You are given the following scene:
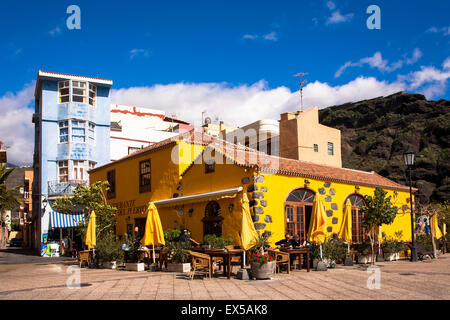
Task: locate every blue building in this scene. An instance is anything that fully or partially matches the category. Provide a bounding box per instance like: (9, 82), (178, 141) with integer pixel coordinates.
(32, 70), (113, 254)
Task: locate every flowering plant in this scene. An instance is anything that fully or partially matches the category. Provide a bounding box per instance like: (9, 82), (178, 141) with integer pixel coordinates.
(249, 252), (273, 265)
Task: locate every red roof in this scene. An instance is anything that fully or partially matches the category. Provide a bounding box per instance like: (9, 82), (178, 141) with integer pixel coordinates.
(182, 133), (415, 192)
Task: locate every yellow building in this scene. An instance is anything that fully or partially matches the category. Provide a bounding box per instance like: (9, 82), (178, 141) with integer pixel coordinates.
(89, 130), (416, 246)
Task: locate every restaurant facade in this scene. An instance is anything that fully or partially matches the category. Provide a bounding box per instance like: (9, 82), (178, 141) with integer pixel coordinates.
(89, 131), (415, 246)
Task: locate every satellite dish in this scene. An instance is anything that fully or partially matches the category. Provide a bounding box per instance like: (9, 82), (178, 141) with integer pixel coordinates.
(204, 117), (212, 125)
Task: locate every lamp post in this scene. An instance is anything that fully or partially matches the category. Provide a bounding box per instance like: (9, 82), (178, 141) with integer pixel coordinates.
(403, 149), (418, 262)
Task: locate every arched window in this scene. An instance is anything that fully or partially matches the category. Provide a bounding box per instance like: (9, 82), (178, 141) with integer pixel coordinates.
(202, 201), (223, 237)
(284, 188), (315, 243)
(345, 194), (366, 243)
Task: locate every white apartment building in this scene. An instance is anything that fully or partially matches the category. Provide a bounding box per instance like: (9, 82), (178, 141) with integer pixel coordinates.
(109, 104), (189, 161)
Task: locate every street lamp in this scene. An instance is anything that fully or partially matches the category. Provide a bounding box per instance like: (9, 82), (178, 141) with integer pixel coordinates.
(403, 149), (418, 262)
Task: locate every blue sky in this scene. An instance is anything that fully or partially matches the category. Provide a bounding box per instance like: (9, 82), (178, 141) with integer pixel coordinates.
(1, 0), (449, 164)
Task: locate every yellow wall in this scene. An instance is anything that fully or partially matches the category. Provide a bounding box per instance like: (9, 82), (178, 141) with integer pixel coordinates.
(89, 140), (204, 239)
(256, 172), (412, 246)
(90, 140), (414, 247)
(176, 155), (254, 244)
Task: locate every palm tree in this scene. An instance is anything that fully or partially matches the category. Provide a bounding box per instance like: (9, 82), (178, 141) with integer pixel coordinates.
(0, 165), (23, 248)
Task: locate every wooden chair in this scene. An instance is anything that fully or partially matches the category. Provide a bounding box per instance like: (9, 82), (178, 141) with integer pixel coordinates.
(78, 250), (91, 268)
(188, 250), (212, 280)
(267, 249), (290, 274)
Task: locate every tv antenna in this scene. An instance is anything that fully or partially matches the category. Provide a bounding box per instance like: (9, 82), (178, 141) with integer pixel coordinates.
(294, 73), (308, 112)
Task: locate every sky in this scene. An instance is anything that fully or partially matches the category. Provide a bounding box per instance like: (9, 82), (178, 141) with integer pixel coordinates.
(0, 0), (449, 165)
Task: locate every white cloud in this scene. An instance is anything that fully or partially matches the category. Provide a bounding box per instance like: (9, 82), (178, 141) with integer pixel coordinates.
(112, 58), (449, 128)
(426, 26), (450, 36)
(129, 49), (150, 60)
(242, 32), (278, 42)
(0, 83), (35, 166)
(442, 57), (450, 70)
(326, 11), (354, 25)
(263, 32), (278, 41)
(49, 26), (62, 37)
(4, 58), (448, 167)
(335, 49), (423, 77)
(111, 77), (409, 128)
(405, 48), (423, 65)
(326, 1), (336, 10)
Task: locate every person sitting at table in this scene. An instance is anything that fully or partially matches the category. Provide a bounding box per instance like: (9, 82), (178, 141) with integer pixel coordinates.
(300, 240), (311, 247)
(275, 233), (293, 248)
(291, 234), (301, 248)
(179, 229), (189, 243)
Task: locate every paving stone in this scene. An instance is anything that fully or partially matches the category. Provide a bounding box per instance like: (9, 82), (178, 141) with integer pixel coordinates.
(1, 248), (449, 300)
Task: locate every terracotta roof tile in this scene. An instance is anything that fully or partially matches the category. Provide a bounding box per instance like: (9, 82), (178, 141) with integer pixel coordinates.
(92, 129), (414, 192)
(184, 135), (415, 192)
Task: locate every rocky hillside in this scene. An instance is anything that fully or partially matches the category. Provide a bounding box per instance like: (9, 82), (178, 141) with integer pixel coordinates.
(319, 91), (450, 204)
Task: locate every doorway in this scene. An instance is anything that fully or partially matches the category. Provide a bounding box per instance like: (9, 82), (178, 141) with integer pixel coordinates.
(284, 188), (315, 243)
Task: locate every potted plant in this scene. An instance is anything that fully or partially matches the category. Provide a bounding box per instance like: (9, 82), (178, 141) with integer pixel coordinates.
(381, 238), (400, 261)
(203, 234), (233, 250)
(166, 242), (191, 273)
(96, 233), (123, 269)
(355, 241), (372, 264)
(163, 229), (192, 273)
(249, 252), (275, 280)
(125, 238), (145, 271)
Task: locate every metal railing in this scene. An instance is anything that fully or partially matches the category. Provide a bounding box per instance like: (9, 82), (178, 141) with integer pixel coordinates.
(47, 180), (88, 197)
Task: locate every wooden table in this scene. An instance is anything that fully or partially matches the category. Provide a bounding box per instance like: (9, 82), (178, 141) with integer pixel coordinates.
(192, 248), (244, 279)
(280, 247), (311, 272)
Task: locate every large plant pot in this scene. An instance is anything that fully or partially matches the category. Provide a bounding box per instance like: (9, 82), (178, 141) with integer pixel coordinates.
(167, 263), (191, 273)
(313, 258), (336, 268)
(357, 255), (371, 264)
(125, 262), (145, 272)
(384, 253), (397, 261)
(250, 261), (275, 280)
(102, 261), (117, 269)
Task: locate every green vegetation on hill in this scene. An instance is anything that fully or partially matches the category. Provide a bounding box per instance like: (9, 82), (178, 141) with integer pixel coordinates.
(319, 91), (450, 204)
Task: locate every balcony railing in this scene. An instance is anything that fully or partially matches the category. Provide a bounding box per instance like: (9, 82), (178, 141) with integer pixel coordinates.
(48, 180), (88, 197)
(23, 191), (30, 199)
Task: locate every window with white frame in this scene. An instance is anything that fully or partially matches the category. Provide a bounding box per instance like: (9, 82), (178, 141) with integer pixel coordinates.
(88, 122), (95, 145)
(58, 121), (69, 143)
(58, 80), (97, 105)
(71, 120), (85, 142)
(58, 81), (70, 103)
(89, 84), (96, 106)
(328, 142), (334, 156)
(58, 160), (68, 182)
(73, 160), (85, 181)
(72, 81), (86, 103)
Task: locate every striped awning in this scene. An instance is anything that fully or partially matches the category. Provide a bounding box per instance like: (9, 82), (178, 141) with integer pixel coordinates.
(50, 211), (85, 228)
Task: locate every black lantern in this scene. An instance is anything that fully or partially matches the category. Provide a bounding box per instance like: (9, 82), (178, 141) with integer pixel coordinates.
(403, 149), (415, 166)
(404, 149), (418, 262)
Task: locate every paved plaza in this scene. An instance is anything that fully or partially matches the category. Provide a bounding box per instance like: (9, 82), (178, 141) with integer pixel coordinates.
(0, 248), (449, 300)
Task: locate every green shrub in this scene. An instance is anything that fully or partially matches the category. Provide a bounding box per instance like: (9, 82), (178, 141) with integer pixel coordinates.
(203, 234), (233, 249)
(416, 234), (433, 251)
(96, 233), (123, 262)
(127, 238), (142, 263)
(168, 242), (191, 264)
(164, 229), (181, 242)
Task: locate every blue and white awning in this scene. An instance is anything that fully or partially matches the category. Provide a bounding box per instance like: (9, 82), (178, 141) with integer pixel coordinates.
(50, 211), (85, 228)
